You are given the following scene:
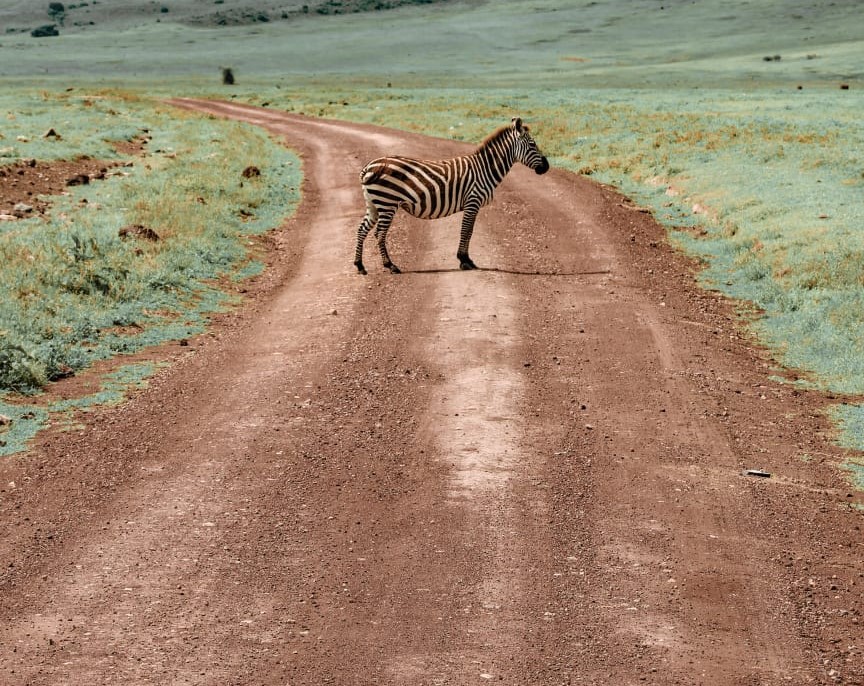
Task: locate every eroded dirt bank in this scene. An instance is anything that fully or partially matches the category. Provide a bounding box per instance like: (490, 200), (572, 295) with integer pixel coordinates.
(0, 101), (861, 685)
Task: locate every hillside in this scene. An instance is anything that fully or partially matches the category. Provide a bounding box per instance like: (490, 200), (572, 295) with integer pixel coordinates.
(0, 0), (860, 86)
(0, 0), (452, 34)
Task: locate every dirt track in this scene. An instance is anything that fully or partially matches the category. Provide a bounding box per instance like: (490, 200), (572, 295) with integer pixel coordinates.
(1, 101), (862, 685)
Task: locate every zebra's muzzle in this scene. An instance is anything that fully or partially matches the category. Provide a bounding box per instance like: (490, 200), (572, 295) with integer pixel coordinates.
(535, 157), (550, 175)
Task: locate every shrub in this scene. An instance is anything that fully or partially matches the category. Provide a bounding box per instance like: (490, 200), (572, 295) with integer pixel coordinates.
(30, 24), (59, 37)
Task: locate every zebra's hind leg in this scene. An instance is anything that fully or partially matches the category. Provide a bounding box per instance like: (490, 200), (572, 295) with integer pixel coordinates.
(354, 206), (377, 275)
(375, 210), (401, 274)
(459, 255), (478, 271)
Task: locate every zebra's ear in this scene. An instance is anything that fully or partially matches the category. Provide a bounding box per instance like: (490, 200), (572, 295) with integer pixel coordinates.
(511, 117), (523, 131)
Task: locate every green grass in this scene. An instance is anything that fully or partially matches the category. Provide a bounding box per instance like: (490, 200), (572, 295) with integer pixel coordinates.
(0, 90), (301, 396)
(0, 89), (301, 453)
(1, 0), (864, 485)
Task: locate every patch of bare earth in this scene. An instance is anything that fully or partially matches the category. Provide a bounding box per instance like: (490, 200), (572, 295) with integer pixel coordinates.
(0, 100), (861, 685)
(0, 135), (149, 219)
(0, 158), (117, 219)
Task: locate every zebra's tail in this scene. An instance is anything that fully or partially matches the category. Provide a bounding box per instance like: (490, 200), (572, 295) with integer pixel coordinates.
(360, 159), (391, 186)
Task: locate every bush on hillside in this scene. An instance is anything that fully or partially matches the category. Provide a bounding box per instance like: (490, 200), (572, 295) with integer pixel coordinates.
(315, 0), (440, 14)
(31, 24), (59, 37)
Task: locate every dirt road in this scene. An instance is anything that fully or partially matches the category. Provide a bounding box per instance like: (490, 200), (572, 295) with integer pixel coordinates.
(1, 101), (861, 685)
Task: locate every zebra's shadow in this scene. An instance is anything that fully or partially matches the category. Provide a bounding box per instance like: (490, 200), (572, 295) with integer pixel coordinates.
(401, 267), (612, 277)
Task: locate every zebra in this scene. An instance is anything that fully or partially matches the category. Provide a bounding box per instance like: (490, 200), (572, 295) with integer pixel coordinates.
(353, 117), (549, 274)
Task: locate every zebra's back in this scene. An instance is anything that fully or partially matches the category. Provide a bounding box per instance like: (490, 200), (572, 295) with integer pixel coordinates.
(361, 155), (475, 220)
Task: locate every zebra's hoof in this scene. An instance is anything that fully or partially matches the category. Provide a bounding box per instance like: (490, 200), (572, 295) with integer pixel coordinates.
(459, 260), (477, 271)
(355, 262), (367, 275)
(387, 264), (402, 274)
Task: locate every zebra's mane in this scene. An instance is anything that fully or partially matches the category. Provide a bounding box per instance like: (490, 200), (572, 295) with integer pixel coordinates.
(477, 123), (517, 151)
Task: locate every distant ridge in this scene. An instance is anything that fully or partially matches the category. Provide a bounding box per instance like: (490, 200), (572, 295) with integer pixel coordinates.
(0, 0), (455, 34)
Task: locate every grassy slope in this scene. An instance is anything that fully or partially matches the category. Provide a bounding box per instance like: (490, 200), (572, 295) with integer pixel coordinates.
(0, 0), (862, 482)
(0, 90), (301, 454)
(1, 89), (301, 390)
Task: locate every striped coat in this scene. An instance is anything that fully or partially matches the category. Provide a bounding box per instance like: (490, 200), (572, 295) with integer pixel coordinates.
(354, 117), (549, 274)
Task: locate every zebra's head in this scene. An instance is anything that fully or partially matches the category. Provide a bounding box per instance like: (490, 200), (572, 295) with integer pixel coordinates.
(511, 117), (549, 175)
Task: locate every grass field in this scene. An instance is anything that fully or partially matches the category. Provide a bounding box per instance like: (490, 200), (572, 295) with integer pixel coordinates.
(1, 0), (863, 481)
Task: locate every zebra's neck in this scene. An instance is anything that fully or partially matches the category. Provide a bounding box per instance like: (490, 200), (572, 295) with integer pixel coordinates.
(471, 132), (516, 186)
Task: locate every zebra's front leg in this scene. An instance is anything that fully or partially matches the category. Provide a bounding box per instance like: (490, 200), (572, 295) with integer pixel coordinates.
(457, 203), (480, 270)
(375, 210), (401, 274)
